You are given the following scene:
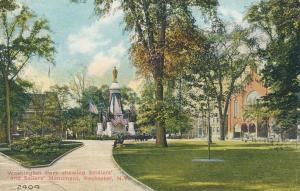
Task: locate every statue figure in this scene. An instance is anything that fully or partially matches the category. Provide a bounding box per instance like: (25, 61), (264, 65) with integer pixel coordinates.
(129, 103), (137, 122)
(112, 66), (118, 82)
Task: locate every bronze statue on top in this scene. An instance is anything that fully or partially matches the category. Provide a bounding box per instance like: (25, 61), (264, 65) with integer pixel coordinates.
(112, 66), (118, 82)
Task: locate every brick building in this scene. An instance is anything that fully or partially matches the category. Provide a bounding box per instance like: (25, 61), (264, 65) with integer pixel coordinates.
(227, 70), (267, 139)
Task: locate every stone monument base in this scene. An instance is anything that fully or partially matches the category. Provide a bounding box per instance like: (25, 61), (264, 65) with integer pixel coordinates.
(128, 122), (135, 135)
(106, 122), (112, 136)
(96, 123), (103, 135)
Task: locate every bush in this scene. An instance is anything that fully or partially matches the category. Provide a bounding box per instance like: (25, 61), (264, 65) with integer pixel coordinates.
(83, 135), (116, 140)
(10, 135), (62, 156)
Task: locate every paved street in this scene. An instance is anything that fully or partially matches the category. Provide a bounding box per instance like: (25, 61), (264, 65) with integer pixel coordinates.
(0, 140), (147, 191)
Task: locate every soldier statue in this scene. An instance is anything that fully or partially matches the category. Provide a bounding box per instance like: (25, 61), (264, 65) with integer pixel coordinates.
(112, 66), (118, 82)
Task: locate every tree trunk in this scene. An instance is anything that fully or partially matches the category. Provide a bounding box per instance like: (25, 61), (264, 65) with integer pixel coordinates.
(154, 61), (167, 147)
(220, 101), (230, 140)
(219, 80), (235, 141)
(4, 72), (11, 144)
(217, 97), (226, 141)
(219, 116), (225, 140)
(153, 0), (167, 147)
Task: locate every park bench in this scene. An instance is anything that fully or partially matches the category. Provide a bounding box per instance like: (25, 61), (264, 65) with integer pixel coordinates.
(113, 134), (125, 148)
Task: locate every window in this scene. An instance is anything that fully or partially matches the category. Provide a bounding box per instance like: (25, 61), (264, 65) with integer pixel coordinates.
(234, 100), (238, 117)
(246, 91), (261, 105)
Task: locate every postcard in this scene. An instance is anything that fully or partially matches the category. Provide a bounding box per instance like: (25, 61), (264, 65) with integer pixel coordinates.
(0, 0), (299, 191)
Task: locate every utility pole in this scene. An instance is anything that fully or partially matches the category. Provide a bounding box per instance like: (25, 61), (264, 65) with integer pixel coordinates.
(207, 96), (212, 160)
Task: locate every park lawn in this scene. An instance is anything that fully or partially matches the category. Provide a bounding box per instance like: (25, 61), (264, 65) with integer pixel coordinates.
(113, 141), (300, 191)
(1, 141), (83, 167)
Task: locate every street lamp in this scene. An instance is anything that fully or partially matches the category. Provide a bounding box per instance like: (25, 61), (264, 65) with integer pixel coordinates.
(256, 97), (263, 140)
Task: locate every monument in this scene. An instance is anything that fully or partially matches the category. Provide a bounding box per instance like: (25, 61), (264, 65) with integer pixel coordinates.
(97, 66), (136, 136)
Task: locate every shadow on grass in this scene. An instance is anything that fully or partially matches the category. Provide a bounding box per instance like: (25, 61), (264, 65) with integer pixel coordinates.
(114, 141), (300, 191)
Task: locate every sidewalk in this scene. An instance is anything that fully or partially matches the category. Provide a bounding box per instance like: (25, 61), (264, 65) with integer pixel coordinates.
(0, 140), (148, 191)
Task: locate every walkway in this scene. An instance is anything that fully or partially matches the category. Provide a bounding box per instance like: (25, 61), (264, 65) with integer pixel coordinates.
(0, 140), (147, 191)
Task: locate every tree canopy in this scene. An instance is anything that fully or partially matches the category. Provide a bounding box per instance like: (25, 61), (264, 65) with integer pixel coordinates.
(246, 0), (300, 133)
(0, 4), (55, 143)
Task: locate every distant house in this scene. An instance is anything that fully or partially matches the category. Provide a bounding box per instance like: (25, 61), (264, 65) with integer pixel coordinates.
(14, 92), (62, 137)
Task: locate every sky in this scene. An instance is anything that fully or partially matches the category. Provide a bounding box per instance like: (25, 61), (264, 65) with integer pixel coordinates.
(18, 0), (258, 92)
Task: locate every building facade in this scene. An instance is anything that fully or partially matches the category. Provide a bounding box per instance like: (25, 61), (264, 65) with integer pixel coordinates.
(191, 70), (268, 140)
(227, 70), (268, 139)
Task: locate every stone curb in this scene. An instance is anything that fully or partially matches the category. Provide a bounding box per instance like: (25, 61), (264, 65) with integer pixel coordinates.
(111, 150), (155, 191)
(0, 143), (84, 169)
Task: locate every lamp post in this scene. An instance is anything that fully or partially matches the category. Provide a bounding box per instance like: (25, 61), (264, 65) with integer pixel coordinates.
(256, 97), (262, 140)
(297, 122), (300, 149)
(207, 97), (212, 160)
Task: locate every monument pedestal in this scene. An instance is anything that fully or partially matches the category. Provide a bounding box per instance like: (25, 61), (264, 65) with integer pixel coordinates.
(106, 122), (112, 137)
(97, 123), (103, 135)
(128, 122), (135, 135)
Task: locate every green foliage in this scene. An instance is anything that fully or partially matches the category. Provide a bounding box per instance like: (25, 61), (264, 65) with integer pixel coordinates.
(50, 85), (71, 110)
(83, 135), (116, 140)
(246, 0), (300, 132)
(120, 87), (139, 109)
(18, 92), (61, 136)
(0, 0), (16, 11)
(0, 3), (55, 143)
(72, 115), (93, 135)
(185, 20), (256, 140)
(243, 102), (273, 122)
(162, 98), (192, 134)
(0, 79), (32, 123)
(136, 82), (156, 128)
(81, 85), (109, 110)
(0, 79), (32, 141)
(137, 81), (192, 134)
(10, 135), (62, 156)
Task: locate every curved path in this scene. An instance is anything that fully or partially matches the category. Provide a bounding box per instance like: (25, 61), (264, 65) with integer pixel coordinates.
(0, 140), (147, 191)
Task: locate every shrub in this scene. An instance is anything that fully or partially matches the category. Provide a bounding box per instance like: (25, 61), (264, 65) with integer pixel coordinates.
(83, 135), (116, 140)
(10, 135), (62, 156)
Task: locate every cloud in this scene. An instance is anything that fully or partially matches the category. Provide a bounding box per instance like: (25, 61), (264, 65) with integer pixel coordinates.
(128, 78), (143, 94)
(67, 23), (111, 54)
(219, 7), (243, 23)
(108, 42), (126, 57)
(21, 65), (55, 91)
(87, 53), (118, 76)
(219, 7), (249, 27)
(67, 6), (123, 54)
(87, 42), (126, 77)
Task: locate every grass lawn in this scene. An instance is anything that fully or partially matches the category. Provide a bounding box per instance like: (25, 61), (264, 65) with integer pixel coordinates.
(1, 141), (83, 167)
(113, 140), (300, 191)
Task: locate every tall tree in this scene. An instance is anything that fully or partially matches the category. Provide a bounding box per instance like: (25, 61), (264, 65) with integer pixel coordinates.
(186, 20), (256, 140)
(69, 71), (87, 105)
(136, 81), (156, 130)
(185, 76), (216, 143)
(246, 0), (300, 137)
(50, 85), (71, 137)
(0, 5), (55, 143)
(120, 87), (139, 110)
(0, 79), (32, 141)
(91, 0), (217, 147)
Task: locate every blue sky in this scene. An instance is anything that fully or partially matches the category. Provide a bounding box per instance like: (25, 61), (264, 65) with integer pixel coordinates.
(19, 0), (258, 91)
